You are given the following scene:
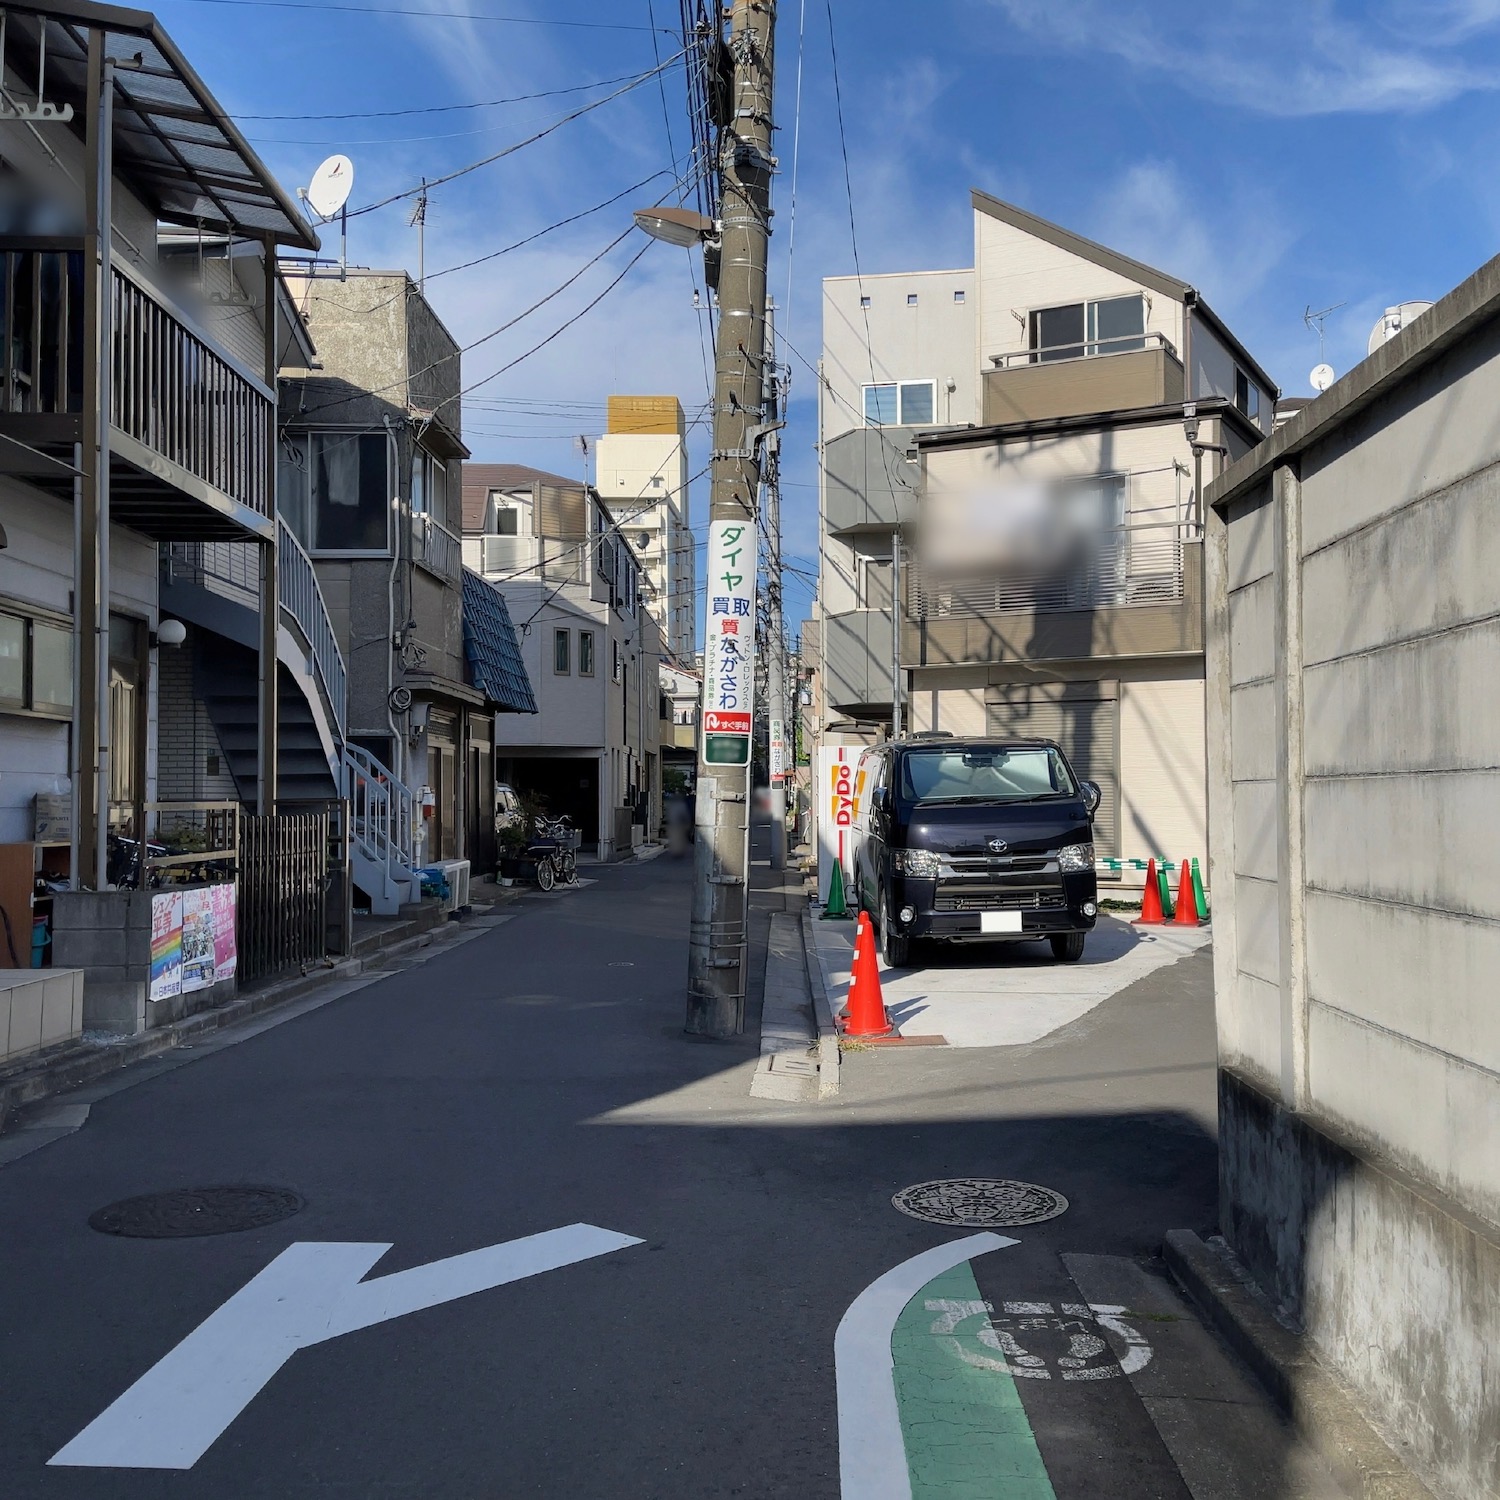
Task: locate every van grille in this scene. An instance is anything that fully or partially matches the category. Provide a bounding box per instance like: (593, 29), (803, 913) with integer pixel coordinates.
(934, 890), (1067, 913)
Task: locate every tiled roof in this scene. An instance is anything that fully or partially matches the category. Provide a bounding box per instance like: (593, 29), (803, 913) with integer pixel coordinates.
(461, 462), (582, 532)
(461, 568), (537, 714)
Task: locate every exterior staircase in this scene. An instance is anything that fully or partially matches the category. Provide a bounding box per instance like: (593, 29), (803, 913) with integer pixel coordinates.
(162, 522), (424, 915)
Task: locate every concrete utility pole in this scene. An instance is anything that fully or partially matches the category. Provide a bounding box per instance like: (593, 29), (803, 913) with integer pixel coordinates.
(686, 0), (776, 1038)
(764, 298), (787, 871)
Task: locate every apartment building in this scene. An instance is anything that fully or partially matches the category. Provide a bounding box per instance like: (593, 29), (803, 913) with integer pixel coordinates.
(462, 464), (661, 859)
(809, 190), (1276, 871)
(595, 395), (696, 661)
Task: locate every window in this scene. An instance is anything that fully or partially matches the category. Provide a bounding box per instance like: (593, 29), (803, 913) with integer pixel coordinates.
(280, 432), (391, 553)
(579, 630), (595, 676)
(0, 608), (73, 717)
(410, 448), (445, 517)
(554, 628), (570, 675)
(612, 637), (621, 683)
(859, 294), (871, 309)
(906, 293), (918, 307)
(493, 505), (519, 536)
(1234, 367), (1260, 421)
(862, 380), (936, 426)
(953, 289), (966, 304)
(1030, 294), (1145, 363)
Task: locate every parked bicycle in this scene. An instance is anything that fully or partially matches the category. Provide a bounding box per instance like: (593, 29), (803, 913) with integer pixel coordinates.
(533, 815), (578, 886)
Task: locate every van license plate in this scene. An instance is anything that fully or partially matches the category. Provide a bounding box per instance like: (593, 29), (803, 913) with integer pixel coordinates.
(980, 911), (1023, 934)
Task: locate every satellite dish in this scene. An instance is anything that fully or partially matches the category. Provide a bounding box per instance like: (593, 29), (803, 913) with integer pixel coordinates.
(1310, 363), (1335, 394)
(1367, 301), (1434, 356)
(305, 154), (355, 220)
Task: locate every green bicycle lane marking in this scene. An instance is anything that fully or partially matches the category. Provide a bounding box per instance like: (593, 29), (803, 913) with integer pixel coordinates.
(892, 1260), (1056, 1499)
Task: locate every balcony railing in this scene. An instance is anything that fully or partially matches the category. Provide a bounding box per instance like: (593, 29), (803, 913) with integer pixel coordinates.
(412, 511), (462, 581)
(0, 239), (273, 530)
(989, 330), (1179, 369)
(111, 256), (273, 521)
(908, 521), (1194, 620)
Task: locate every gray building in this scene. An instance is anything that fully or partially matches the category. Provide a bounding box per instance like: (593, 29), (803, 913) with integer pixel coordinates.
(1206, 261), (1500, 1500)
(278, 268), (494, 886)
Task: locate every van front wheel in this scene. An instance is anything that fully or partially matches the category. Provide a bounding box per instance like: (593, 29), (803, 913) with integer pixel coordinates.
(1050, 932), (1086, 963)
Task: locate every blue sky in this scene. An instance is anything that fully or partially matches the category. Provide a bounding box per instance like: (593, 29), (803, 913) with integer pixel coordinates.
(158, 0), (1500, 638)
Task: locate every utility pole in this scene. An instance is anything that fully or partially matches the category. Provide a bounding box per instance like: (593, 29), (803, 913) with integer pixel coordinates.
(764, 298), (787, 871)
(686, 0), (776, 1037)
(890, 528), (902, 740)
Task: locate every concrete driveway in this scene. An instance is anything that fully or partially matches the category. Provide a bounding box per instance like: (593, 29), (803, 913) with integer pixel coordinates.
(809, 912), (1211, 1048)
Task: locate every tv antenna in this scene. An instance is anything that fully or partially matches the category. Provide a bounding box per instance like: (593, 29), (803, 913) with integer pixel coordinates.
(575, 433), (591, 488)
(1303, 301), (1344, 362)
(409, 179), (428, 294)
(300, 154), (355, 280)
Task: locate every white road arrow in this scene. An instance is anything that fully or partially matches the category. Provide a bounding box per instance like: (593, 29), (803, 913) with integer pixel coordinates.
(51, 1222), (642, 1470)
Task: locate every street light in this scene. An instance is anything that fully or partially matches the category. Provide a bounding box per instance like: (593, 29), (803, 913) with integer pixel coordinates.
(632, 206), (718, 248)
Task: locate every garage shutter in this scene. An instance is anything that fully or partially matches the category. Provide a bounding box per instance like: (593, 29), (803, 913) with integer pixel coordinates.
(985, 682), (1119, 855)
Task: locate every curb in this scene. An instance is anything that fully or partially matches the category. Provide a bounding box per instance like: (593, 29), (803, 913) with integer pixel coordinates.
(1163, 1230), (1433, 1500)
(800, 908), (840, 1098)
(0, 918), (475, 1134)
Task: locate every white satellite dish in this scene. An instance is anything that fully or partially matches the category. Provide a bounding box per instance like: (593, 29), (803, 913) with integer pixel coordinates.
(1367, 301), (1434, 356)
(305, 154), (355, 221)
(1310, 363), (1335, 394)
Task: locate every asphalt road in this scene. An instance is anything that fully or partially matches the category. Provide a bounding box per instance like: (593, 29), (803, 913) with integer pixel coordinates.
(0, 854), (1343, 1497)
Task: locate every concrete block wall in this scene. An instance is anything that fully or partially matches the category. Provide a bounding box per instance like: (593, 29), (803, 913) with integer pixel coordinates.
(155, 628), (239, 804)
(1205, 272), (1500, 1499)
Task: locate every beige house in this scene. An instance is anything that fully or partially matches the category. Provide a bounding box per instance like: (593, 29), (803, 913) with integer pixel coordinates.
(595, 396), (696, 662)
(809, 189), (1276, 872)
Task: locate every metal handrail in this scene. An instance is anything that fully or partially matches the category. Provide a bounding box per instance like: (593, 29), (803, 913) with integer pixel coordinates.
(278, 519), (348, 738)
(413, 510), (462, 580)
(341, 743), (417, 886)
(990, 330), (1179, 370)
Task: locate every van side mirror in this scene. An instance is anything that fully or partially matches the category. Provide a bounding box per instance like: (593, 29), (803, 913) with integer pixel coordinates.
(1081, 781), (1101, 817)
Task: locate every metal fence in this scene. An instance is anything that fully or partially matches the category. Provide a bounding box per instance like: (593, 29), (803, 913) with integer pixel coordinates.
(238, 808), (329, 983)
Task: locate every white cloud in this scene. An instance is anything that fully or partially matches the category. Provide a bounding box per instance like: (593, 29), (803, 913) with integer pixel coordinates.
(991, 0), (1500, 116)
(1094, 160), (1298, 307)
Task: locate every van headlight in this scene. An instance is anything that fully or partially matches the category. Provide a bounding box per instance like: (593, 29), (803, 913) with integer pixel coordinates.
(893, 848), (940, 878)
(1057, 842), (1095, 872)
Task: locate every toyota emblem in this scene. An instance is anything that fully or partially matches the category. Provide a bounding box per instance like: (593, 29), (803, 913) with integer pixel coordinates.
(987, 837), (1008, 854)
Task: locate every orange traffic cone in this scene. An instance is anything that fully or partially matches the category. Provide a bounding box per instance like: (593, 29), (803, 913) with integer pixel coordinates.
(1172, 860), (1202, 926)
(1136, 858), (1167, 925)
(843, 910), (895, 1038)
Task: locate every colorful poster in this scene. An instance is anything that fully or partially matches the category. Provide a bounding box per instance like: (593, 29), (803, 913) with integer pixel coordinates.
(180, 888), (217, 993)
(149, 891), (183, 1002)
(702, 519), (757, 766)
(210, 882), (237, 981)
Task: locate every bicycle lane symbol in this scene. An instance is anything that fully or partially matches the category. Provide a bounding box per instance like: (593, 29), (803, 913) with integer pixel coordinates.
(925, 1299), (1153, 1381)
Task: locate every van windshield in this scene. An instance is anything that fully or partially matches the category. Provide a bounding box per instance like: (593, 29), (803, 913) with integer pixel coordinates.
(899, 745), (1077, 805)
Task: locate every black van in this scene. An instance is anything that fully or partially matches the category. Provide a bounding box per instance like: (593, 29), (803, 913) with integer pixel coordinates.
(854, 736), (1101, 967)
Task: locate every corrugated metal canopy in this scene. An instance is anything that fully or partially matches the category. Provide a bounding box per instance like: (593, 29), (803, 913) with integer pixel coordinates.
(461, 568), (538, 715)
(6, 1), (319, 250)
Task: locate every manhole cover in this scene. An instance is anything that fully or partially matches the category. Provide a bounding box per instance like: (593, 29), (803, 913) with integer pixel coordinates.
(89, 1186), (306, 1239)
(892, 1178), (1068, 1227)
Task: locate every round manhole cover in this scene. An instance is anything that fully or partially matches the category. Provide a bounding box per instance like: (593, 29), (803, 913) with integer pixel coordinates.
(89, 1186), (306, 1239)
(892, 1178), (1068, 1227)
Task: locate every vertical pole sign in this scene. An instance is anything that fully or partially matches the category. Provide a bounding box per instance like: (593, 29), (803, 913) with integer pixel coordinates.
(702, 519), (757, 766)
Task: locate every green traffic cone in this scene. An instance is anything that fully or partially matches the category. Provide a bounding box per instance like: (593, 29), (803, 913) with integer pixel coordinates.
(1158, 863), (1175, 920)
(821, 858), (851, 920)
(1191, 857), (1210, 921)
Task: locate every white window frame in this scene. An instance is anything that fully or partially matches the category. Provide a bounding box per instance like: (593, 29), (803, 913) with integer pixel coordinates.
(1029, 293), (1146, 364)
(861, 379), (937, 427)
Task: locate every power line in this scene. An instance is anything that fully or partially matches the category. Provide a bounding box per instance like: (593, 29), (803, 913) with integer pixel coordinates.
(175, 0), (676, 29)
(344, 50), (688, 220)
(237, 71), (648, 121)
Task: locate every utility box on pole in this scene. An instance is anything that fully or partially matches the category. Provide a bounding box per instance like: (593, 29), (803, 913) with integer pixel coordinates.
(685, 0), (777, 1037)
